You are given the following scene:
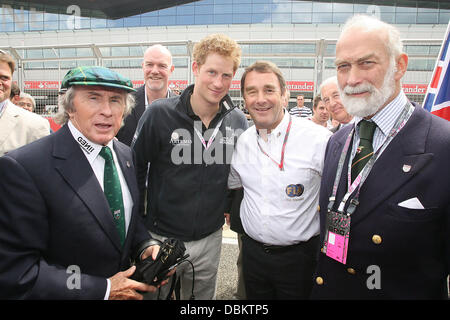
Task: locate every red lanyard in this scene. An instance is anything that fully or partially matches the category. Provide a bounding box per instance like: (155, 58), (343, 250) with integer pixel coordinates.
(256, 114), (292, 171)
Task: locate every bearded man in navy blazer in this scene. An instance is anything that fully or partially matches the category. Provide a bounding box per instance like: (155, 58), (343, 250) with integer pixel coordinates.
(0, 66), (167, 300)
(311, 15), (450, 299)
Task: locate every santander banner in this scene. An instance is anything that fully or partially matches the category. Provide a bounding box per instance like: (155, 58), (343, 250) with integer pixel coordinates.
(23, 81), (428, 95)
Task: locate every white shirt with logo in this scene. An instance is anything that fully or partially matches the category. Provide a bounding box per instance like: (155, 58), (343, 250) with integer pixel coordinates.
(228, 110), (331, 246)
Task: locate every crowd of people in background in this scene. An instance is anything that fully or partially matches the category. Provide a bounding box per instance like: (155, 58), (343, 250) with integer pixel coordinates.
(0, 14), (448, 301)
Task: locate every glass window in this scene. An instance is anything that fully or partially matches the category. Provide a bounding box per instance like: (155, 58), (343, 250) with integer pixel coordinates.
(405, 45), (430, 55)
(252, 3), (271, 13)
(159, 15), (176, 25)
(141, 16), (158, 26)
(325, 44), (336, 56)
(91, 18), (107, 29)
(378, 5), (396, 13)
(292, 1), (312, 13)
(292, 13), (311, 23)
(129, 46), (144, 57)
(43, 61), (59, 68)
(43, 49), (58, 58)
(417, 12), (438, 23)
(173, 57), (188, 67)
(429, 46), (441, 56)
(25, 61), (44, 69)
(60, 60), (78, 69)
(439, 11), (450, 24)
(196, 5), (214, 15)
(107, 19), (124, 28)
(251, 13), (267, 23)
(79, 17), (91, 29)
(292, 43), (316, 54)
(313, 2), (332, 12)
(291, 58), (315, 68)
(158, 7), (177, 16)
(177, 15), (195, 25)
(324, 58), (335, 69)
(249, 44), (271, 54)
(272, 13), (291, 24)
(167, 45), (187, 55)
(25, 49), (44, 59)
(407, 59), (434, 71)
(333, 12), (352, 24)
(124, 17), (141, 27)
(395, 13), (416, 24)
(45, 21), (59, 31)
(354, 4), (369, 13)
(312, 13), (332, 24)
(273, 58), (291, 67)
(232, 14), (251, 24)
(333, 3), (353, 13)
(177, 5), (195, 15)
(271, 3), (292, 13)
(195, 14), (214, 25)
(240, 44), (250, 54)
(214, 4), (233, 14)
(233, 4), (251, 14)
(111, 47), (129, 57)
(379, 12), (395, 24)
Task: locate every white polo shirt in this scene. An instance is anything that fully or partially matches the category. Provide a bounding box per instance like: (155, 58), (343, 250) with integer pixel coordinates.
(228, 110), (331, 246)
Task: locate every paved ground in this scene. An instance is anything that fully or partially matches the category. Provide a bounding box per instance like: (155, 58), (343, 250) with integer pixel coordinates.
(216, 224), (239, 300)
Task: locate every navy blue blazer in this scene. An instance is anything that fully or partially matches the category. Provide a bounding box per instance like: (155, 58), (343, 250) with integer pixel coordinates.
(0, 125), (151, 299)
(311, 105), (450, 299)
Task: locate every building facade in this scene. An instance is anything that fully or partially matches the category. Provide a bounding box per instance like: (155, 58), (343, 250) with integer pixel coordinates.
(0, 0), (448, 113)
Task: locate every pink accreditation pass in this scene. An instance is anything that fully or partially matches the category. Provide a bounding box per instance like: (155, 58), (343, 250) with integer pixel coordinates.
(323, 211), (351, 264)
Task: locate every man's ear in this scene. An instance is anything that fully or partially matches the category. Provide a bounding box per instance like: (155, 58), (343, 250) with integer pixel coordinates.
(394, 53), (408, 81)
(192, 61), (199, 77)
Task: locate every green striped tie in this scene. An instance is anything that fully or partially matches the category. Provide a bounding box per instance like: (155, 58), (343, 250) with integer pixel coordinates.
(351, 120), (377, 183)
(99, 146), (126, 246)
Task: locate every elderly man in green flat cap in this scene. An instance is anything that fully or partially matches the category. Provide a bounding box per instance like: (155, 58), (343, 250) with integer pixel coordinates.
(0, 66), (169, 300)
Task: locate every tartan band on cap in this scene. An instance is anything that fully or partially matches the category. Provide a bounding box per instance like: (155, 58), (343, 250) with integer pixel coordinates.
(60, 66), (136, 93)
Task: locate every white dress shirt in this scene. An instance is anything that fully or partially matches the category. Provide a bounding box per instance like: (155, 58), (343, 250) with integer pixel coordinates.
(68, 120), (133, 299)
(228, 110), (332, 246)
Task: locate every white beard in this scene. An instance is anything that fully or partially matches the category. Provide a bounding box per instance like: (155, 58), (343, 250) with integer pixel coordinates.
(340, 62), (396, 118)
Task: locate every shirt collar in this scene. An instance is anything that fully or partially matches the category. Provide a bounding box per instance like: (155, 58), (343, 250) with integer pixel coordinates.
(0, 99), (8, 117)
(144, 87), (171, 108)
(68, 120), (114, 165)
(353, 91), (408, 137)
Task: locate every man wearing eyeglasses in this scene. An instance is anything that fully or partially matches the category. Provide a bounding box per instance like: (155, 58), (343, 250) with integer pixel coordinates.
(0, 50), (50, 156)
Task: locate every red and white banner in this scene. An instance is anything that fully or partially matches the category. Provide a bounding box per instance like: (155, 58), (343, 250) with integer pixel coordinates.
(23, 80), (431, 95)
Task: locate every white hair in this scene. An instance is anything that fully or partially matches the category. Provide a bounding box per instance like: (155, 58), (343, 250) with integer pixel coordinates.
(340, 14), (403, 59)
(19, 92), (36, 109)
(319, 76), (338, 99)
(54, 86), (135, 126)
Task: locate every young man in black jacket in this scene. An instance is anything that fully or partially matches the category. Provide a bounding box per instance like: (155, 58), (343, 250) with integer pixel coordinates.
(132, 34), (248, 300)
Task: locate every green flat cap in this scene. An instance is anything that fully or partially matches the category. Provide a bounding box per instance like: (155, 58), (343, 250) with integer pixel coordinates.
(60, 66), (136, 92)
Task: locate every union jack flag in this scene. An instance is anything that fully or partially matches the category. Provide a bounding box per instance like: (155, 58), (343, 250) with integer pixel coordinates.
(423, 21), (450, 121)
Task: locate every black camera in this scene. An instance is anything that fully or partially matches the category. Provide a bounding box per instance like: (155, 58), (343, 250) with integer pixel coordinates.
(132, 238), (189, 286)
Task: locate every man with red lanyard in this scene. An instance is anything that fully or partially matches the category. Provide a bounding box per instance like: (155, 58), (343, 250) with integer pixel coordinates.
(228, 61), (331, 299)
